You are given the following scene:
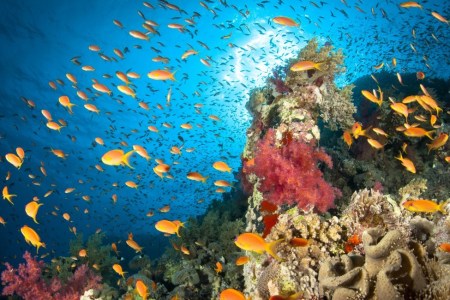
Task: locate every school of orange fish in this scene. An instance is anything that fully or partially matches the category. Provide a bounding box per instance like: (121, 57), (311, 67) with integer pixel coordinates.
(1, 0), (449, 299)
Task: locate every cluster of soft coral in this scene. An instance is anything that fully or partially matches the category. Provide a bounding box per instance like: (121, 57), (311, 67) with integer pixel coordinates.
(1, 251), (102, 300)
(269, 66), (292, 94)
(249, 129), (340, 212)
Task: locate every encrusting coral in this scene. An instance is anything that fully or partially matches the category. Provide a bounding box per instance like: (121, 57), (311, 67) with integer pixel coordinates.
(243, 207), (344, 299)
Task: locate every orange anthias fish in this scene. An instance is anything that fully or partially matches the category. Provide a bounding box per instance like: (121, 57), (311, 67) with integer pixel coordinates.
(361, 90), (382, 106)
(136, 280), (148, 300)
(290, 60), (323, 72)
(214, 180), (234, 188)
(219, 288), (247, 300)
(351, 122), (370, 139)
(272, 16), (299, 27)
(431, 11), (449, 24)
(213, 161), (232, 172)
(5, 153), (23, 169)
(58, 95), (76, 114)
(403, 126), (434, 139)
(187, 172), (208, 183)
(403, 199), (448, 214)
(214, 262), (223, 273)
(21, 225), (45, 253)
(101, 149), (135, 168)
(234, 232), (284, 261)
(126, 233), (143, 253)
(439, 243), (450, 253)
(399, 2), (422, 9)
(342, 130), (353, 148)
(395, 152), (416, 173)
(78, 249), (88, 257)
(367, 138), (384, 150)
(25, 201), (43, 223)
(112, 263), (127, 278)
(426, 133), (448, 152)
(2, 186), (16, 205)
(155, 220), (184, 237)
(390, 101), (409, 120)
(235, 256), (249, 266)
(147, 69), (176, 81)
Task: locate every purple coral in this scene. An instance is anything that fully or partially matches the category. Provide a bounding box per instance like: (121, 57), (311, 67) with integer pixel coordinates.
(269, 68), (292, 94)
(1, 251), (102, 300)
(249, 129), (340, 212)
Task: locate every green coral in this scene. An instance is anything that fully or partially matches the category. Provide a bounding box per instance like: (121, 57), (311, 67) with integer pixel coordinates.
(68, 232), (119, 282)
(155, 197), (246, 299)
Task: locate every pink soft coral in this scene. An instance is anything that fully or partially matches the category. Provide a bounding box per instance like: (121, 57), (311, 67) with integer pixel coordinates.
(250, 129), (340, 212)
(1, 252), (102, 300)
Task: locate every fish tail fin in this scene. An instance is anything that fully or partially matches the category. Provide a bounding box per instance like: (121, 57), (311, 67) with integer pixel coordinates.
(265, 238), (284, 261)
(426, 142), (433, 153)
(202, 176), (209, 183)
(36, 242), (45, 254)
(426, 130), (435, 140)
(395, 152), (403, 161)
(33, 217), (39, 224)
(171, 70), (178, 81)
(122, 150), (135, 169)
(315, 62), (323, 71)
(439, 201), (449, 214)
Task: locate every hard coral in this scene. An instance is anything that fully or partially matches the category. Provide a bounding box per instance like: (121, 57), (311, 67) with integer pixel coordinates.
(249, 129), (340, 212)
(319, 228), (427, 300)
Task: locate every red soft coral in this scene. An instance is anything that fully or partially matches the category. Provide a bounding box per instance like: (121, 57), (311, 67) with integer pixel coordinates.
(250, 129), (340, 212)
(1, 252), (102, 300)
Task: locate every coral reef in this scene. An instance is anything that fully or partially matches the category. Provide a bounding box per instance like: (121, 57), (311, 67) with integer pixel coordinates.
(153, 195), (246, 299)
(67, 232), (119, 283)
(237, 39), (450, 300)
(1, 252), (101, 300)
(243, 207), (344, 298)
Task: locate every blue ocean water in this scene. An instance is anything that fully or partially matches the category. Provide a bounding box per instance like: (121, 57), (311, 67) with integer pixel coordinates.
(0, 0), (448, 272)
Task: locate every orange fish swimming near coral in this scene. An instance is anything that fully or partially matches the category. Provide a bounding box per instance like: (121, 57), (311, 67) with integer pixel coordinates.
(403, 199), (448, 214)
(21, 225), (45, 253)
(219, 288), (247, 300)
(234, 232), (284, 261)
(395, 152), (416, 173)
(290, 60), (323, 72)
(155, 220), (184, 237)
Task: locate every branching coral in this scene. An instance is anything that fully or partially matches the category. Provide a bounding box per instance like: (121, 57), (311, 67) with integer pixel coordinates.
(249, 129), (340, 212)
